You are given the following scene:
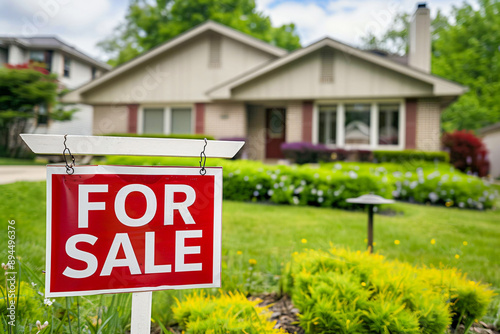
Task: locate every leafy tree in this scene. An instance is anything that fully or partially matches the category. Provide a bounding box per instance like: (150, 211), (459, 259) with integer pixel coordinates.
(0, 65), (74, 158)
(98, 0), (301, 67)
(433, 0), (500, 131)
(361, 0), (500, 131)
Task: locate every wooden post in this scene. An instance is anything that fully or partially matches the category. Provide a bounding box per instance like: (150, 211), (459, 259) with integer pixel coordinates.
(131, 291), (152, 333)
(367, 204), (374, 253)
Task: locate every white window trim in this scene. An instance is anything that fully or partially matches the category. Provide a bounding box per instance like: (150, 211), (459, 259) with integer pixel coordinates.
(313, 99), (406, 150)
(137, 105), (194, 135)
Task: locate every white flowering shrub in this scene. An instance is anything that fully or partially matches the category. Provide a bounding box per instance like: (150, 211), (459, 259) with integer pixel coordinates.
(222, 161), (391, 209)
(222, 160), (497, 210)
(104, 157), (497, 210)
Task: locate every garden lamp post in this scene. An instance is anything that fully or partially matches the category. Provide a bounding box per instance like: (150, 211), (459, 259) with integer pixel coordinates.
(346, 194), (395, 253)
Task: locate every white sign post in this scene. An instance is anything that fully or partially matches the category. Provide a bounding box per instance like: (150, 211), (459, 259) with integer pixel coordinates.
(131, 292), (152, 333)
(21, 134), (244, 333)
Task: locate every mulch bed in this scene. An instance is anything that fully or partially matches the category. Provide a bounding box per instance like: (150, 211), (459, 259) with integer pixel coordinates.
(250, 293), (304, 334)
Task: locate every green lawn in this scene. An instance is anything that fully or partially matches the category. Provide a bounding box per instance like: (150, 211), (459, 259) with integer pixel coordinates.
(0, 157), (47, 165)
(1, 181), (499, 325)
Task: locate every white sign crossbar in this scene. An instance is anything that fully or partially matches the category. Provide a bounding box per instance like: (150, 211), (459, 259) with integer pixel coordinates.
(20, 134), (244, 158)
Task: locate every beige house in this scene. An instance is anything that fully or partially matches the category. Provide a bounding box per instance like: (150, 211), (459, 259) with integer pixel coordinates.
(63, 4), (466, 160)
(479, 123), (500, 178)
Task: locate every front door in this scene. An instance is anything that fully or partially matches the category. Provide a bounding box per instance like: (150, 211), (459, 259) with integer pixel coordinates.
(265, 108), (286, 159)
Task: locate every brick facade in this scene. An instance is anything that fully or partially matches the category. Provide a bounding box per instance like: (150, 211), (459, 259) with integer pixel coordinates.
(415, 100), (441, 151)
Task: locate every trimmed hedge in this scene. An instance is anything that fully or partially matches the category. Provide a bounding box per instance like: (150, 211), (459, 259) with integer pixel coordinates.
(285, 248), (493, 334)
(281, 142), (372, 164)
(373, 150), (449, 163)
(222, 160), (391, 209)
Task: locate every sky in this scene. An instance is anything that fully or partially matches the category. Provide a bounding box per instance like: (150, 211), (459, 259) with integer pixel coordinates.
(0, 0), (470, 62)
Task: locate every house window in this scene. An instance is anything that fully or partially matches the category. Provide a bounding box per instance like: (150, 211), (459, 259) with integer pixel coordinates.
(316, 102), (403, 148)
(318, 105), (337, 144)
(91, 67), (97, 79)
(378, 104), (399, 145)
(345, 104), (370, 145)
(29, 50), (52, 72)
(171, 108), (192, 134)
(63, 56), (71, 77)
(141, 107), (192, 135)
(29, 51), (45, 62)
(143, 108), (164, 134)
(37, 103), (49, 125)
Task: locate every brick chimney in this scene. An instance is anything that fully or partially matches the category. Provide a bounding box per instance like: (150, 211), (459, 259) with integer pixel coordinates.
(408, 3), (431, 73)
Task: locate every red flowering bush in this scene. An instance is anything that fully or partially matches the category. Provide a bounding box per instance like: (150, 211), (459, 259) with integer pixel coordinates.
(442, 130), (489, 177)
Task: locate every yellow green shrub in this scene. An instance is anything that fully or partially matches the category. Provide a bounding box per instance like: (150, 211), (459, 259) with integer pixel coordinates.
(286, 248), (493, 333)
(0, 281), (45, 326)
(172, 291), (285, 334)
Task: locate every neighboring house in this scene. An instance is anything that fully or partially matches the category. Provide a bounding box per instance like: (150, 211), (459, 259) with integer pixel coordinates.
(0, 36), (111, 135)
(63, 4), (466, 160)
(479, 122), (500, 178)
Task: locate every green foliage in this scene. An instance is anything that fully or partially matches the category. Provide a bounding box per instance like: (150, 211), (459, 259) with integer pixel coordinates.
(373, 150), (449, 163)
(0, 281), (45, 331)
(172, 291), (285, 333)
(104, 132), (215, 140)
(286, 248), (494, 333)
(0, 260), (132, 334)
(361, 12), (411, 55)
(1, 181), (500, 326)
(360, 10), (449, 55)
(433, 0), (500, 131)
(98, 0), (301, 66)
(361, 1), (500, 131)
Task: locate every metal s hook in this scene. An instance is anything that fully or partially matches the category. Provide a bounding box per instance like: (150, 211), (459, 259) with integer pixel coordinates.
(63, 134), (75, 175)
(199, 138), (207, 176)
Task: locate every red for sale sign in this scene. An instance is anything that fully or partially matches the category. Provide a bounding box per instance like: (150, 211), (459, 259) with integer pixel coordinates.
(46, 165), (222, 297)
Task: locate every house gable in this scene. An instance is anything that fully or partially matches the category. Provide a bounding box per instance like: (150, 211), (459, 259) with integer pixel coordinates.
(208, 38), (466, 101)
(229, 47), (433, 101)
(64, 21), (285, 104)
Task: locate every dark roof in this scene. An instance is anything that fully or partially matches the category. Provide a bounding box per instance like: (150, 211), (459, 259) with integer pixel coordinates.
(366, 49), (408, 65)
(0, 36), (111, 71)
(479, 122), (500, 136)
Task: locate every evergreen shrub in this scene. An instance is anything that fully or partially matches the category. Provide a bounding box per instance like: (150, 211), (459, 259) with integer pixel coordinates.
(172, 291), (285, 333)
(285, 248), (494, 334)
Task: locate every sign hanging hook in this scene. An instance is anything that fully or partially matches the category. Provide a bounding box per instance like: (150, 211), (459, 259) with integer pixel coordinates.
(63, 134), (75, 175)
(199, 138), (207, 176)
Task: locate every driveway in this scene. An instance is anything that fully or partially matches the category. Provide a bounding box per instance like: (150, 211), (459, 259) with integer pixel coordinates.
(0, 165), (46, 184)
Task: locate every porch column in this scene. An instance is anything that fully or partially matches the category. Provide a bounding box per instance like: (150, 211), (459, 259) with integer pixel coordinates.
(405, 99), (417, 149)
(302, 101), (313, 143)
(195, 103), (205, 134)
(127, 104), (139, 134)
